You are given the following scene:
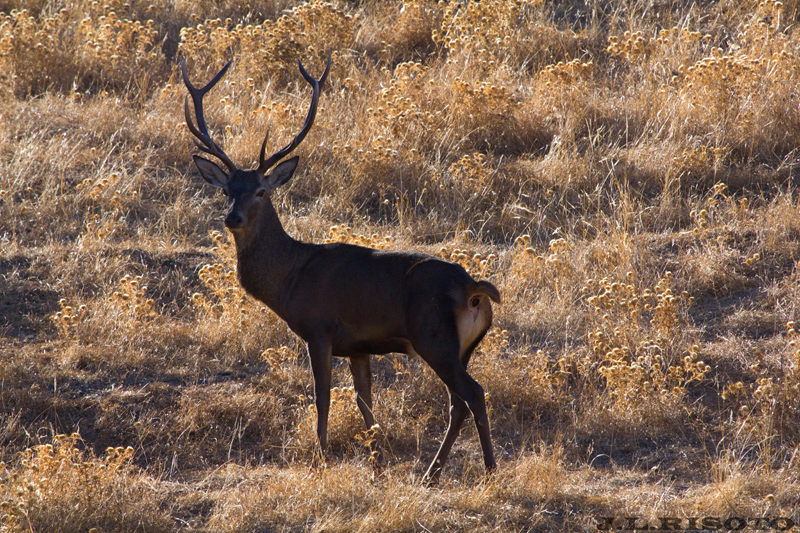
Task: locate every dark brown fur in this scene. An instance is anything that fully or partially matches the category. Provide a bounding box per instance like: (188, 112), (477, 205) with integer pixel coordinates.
(184, 56), (500, 484)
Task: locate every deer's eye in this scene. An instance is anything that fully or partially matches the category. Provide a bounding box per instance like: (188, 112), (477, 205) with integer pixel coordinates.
(255, 189), (267, 198)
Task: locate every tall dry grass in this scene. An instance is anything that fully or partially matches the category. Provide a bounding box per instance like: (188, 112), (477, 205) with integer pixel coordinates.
(1, 0), (800, 530)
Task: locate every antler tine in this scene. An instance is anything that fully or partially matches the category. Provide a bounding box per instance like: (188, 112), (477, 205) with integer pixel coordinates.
(298, 50), (332, 86)
(258, 51), (332, 174)
(258, 128), (270, 169)
(181, 57), (237, 172)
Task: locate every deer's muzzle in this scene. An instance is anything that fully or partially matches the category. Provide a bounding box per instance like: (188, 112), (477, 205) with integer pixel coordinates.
(224, 212), (244, 229)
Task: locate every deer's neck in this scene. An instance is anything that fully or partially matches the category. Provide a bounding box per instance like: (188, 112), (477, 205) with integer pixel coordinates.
(232, 199), (310, 315)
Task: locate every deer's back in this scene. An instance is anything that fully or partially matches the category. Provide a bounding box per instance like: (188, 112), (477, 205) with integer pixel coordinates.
(282, 242), (476, 352)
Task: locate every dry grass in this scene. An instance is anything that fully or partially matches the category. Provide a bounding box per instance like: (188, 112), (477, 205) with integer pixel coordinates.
(1, 0), (800, 530)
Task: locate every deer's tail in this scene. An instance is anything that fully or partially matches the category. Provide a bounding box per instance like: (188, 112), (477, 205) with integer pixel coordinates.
(469, 280), (501, 304)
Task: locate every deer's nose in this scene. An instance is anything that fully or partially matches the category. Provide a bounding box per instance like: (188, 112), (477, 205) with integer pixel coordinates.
(225, 212), (244, 229)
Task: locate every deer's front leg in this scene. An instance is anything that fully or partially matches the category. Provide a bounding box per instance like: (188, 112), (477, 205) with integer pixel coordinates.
(308, 338), (333, 452)
(348, 354), (374, 429)
(349, 353), (384, 466)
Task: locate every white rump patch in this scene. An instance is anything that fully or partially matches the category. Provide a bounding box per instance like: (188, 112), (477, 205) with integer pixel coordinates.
(456, 294), (491, 359)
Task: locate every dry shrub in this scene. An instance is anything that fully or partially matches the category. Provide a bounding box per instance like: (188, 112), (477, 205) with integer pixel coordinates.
(50, 273), (165, 367)
(76, 5), (161, 91)
(678, 183), (763, 296)
(0, 93), (187, 246)
(324, 224), (395, 249)
(336, 59), (524, 220)
(722, 322), (800, 452)
(261, 344), (309, 385)
(205, 463), (442, 532)
(0, 433), (170, 532)
(608, 0), (800, 179)
(178, 1), (355, 88)
(436, 236), (499, 280)
(579, 271), (710, 430)
(331, 61), (431, 200)
(373, 0), (441, 62)
(674, 16), (800, 156)
(367, 63), (524, 157)
(435, 0), (544, 69)
(498, 243), (713, 436)
(446, 74), (521, 153)
(425, 153), (513, 232)
(509, 235), (581, 300)
(47, 230), (283, 372)
(0, 3), (163, 97)
(0, 9), (74, 96)
(530, 57), (596, 146)
(477, 269), (711, 437)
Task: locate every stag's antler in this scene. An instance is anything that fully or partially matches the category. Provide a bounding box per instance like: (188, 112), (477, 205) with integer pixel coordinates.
(182, 53), (331, 174)
(181, 58), (237, 173)
(257, 51), (332, 174)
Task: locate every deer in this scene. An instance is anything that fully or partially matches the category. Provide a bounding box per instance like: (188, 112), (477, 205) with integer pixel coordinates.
(181, 53), (501, 484)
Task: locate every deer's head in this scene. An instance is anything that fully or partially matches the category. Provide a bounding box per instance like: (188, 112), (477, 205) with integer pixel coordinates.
(181, 54), (331, 233)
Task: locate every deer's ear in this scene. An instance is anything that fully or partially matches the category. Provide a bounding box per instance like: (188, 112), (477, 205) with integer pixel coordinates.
(193, 156), (229, 189)
(263, 157), (299, 190)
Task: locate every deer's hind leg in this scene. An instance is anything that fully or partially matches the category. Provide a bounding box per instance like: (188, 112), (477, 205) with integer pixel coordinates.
(408, 296), (495, 483)
(422, 329), (490, 483)
(423, 389), (469, 484)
